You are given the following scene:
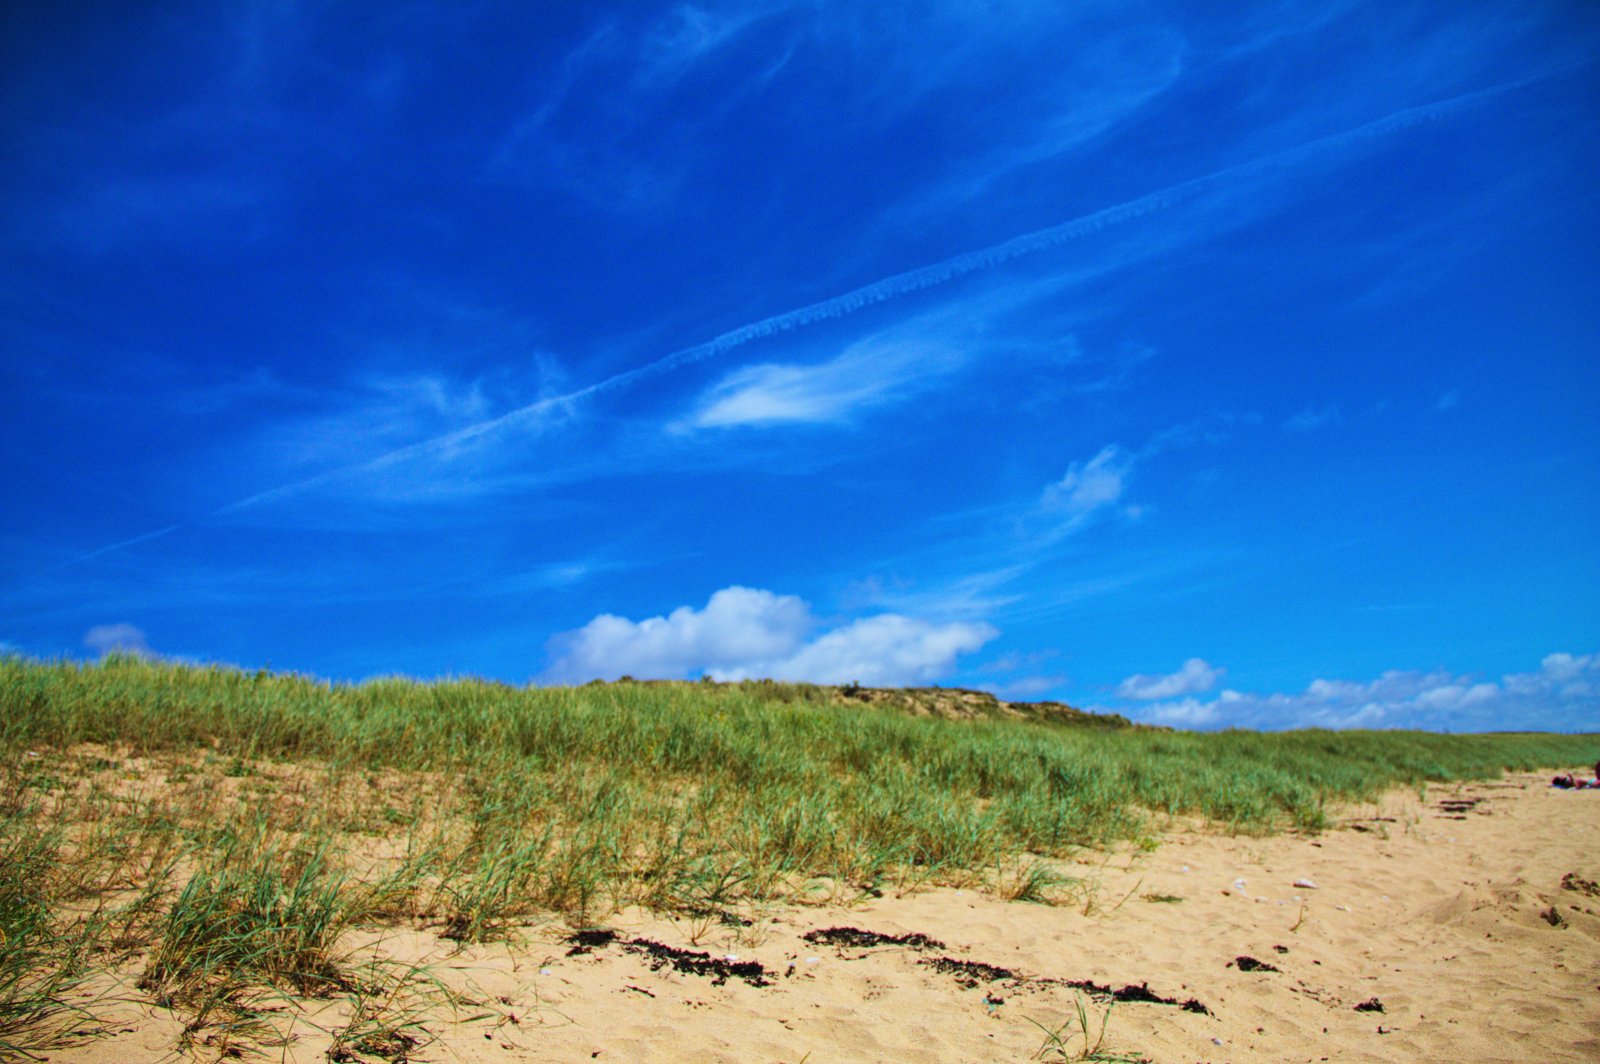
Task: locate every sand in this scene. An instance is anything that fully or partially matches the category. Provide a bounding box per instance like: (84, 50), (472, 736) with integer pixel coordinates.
(54, 772), (1600, 1063)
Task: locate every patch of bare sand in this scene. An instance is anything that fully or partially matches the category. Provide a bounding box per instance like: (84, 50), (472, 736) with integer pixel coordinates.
(55, 774), (1600, 1063)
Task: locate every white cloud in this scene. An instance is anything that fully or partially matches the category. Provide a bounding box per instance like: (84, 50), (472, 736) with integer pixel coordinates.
(1130, 690), (1237, 728)
(1123, 651), (1600, 731)
(84, 623), (153, 658)
(685, 335), (959, 429)
(1041, 445), (1134, 528)
(544, 585), (996, 685)
(546, 587), (809, 681)
(732, 613), (998, 686)
(1117, 657), (1224, 700)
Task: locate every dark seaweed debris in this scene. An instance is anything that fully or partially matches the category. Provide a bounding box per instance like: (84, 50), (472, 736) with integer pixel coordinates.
(1062, 979), (1212, 1016)
(562, 930), (772, 986)
(1233, 956), (1279, 973)
(565, 929), (619, 955)
(1354, 998), (1385, 1013)
(623, 938), (772, 987)
(922, 954), (1213, 1015)
(803, 926), (945, 951)
(922, 956), (1019, 989)
(1561, 872), (1600, 898)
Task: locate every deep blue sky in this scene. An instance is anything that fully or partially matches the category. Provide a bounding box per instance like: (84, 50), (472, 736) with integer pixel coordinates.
(4, 1), (1598, 730)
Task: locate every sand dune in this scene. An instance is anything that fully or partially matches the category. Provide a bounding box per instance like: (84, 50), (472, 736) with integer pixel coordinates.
(59, 773), (1600, 1063)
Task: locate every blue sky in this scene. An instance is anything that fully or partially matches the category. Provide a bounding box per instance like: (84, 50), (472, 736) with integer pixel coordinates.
(3, 1), (1598, 730)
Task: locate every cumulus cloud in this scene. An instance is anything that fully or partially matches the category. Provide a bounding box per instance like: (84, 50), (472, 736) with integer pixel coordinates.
(733, 614), (998, 686)
(544, 586), (996, 685)
(1041, 445), (1133, 528)
(545, 587), (811, 681)
(1117, 657), (1223, 700)
(84, 623), (153, 658)
(1121, 651), (1600, 731)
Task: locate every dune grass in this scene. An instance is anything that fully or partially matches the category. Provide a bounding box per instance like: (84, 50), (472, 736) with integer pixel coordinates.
(1, 653), (1595, 1055)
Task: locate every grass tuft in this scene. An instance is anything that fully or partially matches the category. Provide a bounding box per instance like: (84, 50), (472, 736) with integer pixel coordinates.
(1030, 993), (1147, 1062)
(138, 830), (353, 1005)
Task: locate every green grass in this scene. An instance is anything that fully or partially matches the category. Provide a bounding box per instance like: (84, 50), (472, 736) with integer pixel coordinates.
(0, 805), (102, 1058)
(138, 827), (352, 1005)
(1030, 994), (1147, 1062)
(1, 653), (1595, 1056)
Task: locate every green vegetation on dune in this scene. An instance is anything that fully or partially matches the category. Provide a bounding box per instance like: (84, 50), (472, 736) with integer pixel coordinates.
(1, 653), (1595, 1055)
(4, 655), (1591, 835)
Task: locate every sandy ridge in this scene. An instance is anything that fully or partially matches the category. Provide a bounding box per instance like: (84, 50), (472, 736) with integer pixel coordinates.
(56, 773), (1600, 1063)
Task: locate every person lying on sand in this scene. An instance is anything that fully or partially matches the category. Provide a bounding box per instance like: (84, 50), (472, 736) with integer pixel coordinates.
(1550, 760), (1600, 789)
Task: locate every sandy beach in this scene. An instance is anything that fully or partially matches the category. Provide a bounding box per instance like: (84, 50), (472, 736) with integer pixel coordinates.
(50, 770), (1598, 1063)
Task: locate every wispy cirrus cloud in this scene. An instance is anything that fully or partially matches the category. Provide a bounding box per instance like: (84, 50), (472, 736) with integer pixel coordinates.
(839, 424), (1186, 621)
(212, 360), (579, 516)
(634, 2), (793, 87)
(1121, 651), (1600, 731)
(871, 11), (1185, 220)
(807, 439), (1158, 648)
(258, 373), (496, 470)
(41, 72), (1556, 570)
(490, 2), (1183, 214)
(681, 332), (961, 429)
(1041, 445), (1136, 530)
(488, 2), (797, 207)
(543, 585), (996, 685)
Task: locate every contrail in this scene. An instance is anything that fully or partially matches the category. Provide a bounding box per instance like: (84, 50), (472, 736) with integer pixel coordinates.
(35, 525), (183, 576)
(44, 71), (1557, 571)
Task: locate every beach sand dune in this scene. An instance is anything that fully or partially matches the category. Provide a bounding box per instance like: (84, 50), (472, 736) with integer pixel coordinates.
(59, 773), (1599, 1062)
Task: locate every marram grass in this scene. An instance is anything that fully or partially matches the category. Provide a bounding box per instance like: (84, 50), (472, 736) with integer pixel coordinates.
(1, 653), (1595, 1055)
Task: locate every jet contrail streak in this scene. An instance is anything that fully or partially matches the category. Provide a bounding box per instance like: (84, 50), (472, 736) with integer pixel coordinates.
(45, 69), (1560, 570)
(35, 525), (183, 576)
